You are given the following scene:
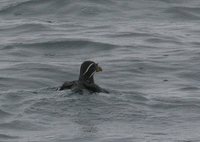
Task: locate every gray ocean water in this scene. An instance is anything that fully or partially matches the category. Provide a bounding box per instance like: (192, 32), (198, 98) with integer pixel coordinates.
(0, 0), (200, 142)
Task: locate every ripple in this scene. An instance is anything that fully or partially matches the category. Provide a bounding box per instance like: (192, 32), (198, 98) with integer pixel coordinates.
(150, 97), (200, 109)
(0, 23), (51, 33)
(0, 0), (54, 16)
(0, 134), (19, 139)
(0, 109), (11, 117)
(0, 0), (200, 141)
(3, 39), (117, 50)
(0, 0), (116, 18)
(0, 120), (47, 131)
(165, 6), (200, 20)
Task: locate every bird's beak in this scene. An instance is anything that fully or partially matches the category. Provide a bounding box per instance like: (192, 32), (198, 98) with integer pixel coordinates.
(96, 65), (103, 72)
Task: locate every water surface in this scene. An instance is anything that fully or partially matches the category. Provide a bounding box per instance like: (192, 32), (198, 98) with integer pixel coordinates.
(0, 0), (200, 142)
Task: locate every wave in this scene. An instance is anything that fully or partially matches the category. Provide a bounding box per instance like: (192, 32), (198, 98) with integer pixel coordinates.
(0, 134), (19, 139)
(0, 109), (11, 117)
(149, 97), (200, 109)
(1, 0), (200, 22)
(0, 23), (51, 33)
(2, 39), (117, 51)
(145, 37), (182, 44)
(177, 71), (200, 82)
(0, 0), (54, 16)
(0, 120), (47, 130)
(165, 6), (200, 20)
(105, 31), (153, 38)
(0, 76), (53, 91)
(0, 0), (116, 18)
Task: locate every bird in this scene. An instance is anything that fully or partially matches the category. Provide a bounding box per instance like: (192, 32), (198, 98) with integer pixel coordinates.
(59, 61), (109, 93)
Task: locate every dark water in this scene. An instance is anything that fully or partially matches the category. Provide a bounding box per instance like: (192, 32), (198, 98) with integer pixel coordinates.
(1, 0), (200, 141)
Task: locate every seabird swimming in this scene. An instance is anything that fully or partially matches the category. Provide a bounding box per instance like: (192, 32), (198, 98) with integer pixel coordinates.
(59, 61), (108, 93)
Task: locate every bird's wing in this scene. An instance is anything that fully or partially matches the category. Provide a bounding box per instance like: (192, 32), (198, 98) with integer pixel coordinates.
(59, 81), (77, 90)
(83, 83), (109, 93)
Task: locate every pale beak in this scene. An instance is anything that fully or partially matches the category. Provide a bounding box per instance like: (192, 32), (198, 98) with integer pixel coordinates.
(96, 65), (102, 72)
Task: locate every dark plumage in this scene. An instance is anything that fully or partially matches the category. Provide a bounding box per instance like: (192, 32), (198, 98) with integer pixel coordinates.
(59, 61), (108, 93)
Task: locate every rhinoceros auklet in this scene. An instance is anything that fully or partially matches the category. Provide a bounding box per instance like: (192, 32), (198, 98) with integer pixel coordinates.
(59, 61), (108, 93)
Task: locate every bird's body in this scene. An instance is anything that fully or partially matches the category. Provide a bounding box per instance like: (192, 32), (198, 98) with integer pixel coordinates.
(60, 80), (107, 93)
(59, 61), (108, 93)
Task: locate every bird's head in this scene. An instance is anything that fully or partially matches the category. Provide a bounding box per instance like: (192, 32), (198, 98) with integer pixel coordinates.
(79, 61), (102, 83)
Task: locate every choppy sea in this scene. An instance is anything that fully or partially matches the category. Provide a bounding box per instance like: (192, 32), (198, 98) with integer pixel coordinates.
(0, 0), (200, 142)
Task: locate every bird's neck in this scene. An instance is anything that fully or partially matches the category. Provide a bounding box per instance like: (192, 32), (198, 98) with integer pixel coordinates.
(79, 75), (94, 84)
